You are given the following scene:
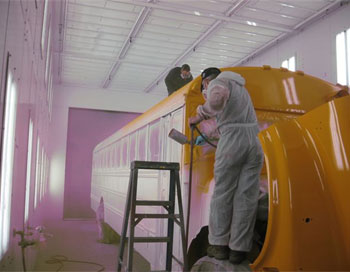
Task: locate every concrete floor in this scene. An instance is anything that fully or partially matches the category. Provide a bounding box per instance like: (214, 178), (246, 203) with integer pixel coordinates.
(31, 218), (254, 272)
(33, 219), (150, 272)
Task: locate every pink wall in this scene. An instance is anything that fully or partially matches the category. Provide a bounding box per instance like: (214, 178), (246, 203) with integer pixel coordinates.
(63, 108), (140, 219)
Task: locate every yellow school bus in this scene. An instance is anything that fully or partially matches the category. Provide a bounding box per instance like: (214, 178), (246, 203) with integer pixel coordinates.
(91, 66), (350, 271)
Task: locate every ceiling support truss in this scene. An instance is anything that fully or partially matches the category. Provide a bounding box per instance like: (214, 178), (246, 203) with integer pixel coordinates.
(111, 0), (292, 32)
(143, 0), (250, 93)
(102, 1), (154, 88)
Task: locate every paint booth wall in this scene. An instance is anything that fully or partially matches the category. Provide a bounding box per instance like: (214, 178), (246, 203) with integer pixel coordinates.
(242, 3), (350, 85)
(0, 0), (55, 270)
(63, 108), (140, 219)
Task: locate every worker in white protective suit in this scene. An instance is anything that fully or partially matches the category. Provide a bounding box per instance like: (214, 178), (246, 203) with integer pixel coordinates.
(189, 68), (264, 264)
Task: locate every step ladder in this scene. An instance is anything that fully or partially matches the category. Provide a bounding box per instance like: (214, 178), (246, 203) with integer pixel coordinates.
(117, 161), (188, 272)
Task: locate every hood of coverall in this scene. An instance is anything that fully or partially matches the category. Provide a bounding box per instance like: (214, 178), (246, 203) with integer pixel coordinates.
(216, 71), (246, 86)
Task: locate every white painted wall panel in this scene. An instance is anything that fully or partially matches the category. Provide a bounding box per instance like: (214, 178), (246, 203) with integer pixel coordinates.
(242, 3), (350, 85)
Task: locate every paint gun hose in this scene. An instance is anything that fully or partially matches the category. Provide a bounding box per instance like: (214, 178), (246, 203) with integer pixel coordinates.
(185, 125), (195, 250)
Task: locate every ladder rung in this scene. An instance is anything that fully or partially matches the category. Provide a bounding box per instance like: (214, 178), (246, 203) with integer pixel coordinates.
(134, 237), (171, 243)
(131, 160), (179, 170)
(135, 214), (179, 219)
(135, 200), (172, 206)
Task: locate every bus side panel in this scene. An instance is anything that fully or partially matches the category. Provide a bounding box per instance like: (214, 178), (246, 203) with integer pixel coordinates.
(91, 107), (186, 271)
(253, 96), (350, 271)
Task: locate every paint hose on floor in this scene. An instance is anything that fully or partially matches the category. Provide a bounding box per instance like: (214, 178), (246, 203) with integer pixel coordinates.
(168, 125), (217, 250)
(45, 255), (105, 272)
(14, 226), (51, 272)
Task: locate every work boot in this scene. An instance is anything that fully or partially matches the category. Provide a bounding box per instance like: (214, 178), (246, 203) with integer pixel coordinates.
(229, 250), (246, 264)
(207, 245), (229, 260)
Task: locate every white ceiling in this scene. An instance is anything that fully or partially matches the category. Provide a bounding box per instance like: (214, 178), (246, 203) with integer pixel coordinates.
(57, 0), (340, 95)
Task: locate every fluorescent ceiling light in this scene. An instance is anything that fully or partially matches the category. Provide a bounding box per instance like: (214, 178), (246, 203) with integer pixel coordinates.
(194, 11), (201, 16)
(247, 21), (257, 26)
(281, 14), (293, 18)
(245, 32), (257, 36)
(280, 3), (295, 8)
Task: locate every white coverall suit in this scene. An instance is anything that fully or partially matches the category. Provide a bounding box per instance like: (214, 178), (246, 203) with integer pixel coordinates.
(196, 71), (264, 252)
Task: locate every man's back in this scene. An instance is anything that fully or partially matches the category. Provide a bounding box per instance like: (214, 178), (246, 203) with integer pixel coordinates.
(165, 67), (193, 96)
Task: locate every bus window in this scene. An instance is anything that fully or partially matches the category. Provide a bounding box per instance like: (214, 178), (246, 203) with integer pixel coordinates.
(149, 120), (161, 162)
(129, 132), (137, 163)
(115, 142), (120, 168)
(103, 150), (107, 169)
(138, 126), (147, 161)
(100, 150), (104, 169)
(110, 145), (115, 168)
(106, 149), (109, 168)
(169, 109), (184, 163)
(107, 146), (113, 168)
(121, 137), (129, 168)
(96, 152), (100, 168)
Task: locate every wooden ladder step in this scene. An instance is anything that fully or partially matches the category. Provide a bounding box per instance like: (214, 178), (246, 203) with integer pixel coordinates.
(131, 161), (179, 170)
(134, 237), (171, 243)
(135, 213), (179, 219)
(135, 200), (172, 206)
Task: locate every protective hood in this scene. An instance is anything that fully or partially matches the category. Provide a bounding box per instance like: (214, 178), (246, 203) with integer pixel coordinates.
(217, 71), (246, 86)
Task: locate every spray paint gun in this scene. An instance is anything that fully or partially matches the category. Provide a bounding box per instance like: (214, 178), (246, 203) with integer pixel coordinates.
(168, 127), (217, 147)
(168, 128), (190, 145)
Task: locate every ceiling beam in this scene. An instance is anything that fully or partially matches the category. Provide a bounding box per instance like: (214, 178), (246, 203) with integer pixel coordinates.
(102, 1), (153, 88)
(111, 0), (292, 32)
(142, 0), (250, 93)
(57, 51), (166, 67)
(233, 0), (345, 67)
(58, 0), (68, 84)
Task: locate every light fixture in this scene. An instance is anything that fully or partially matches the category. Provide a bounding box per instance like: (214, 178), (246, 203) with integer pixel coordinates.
(247, 21), (257, 26)
(194, 11), (201, 16)
(280, 3), (295, 8)
(245, 32), (257, 36)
